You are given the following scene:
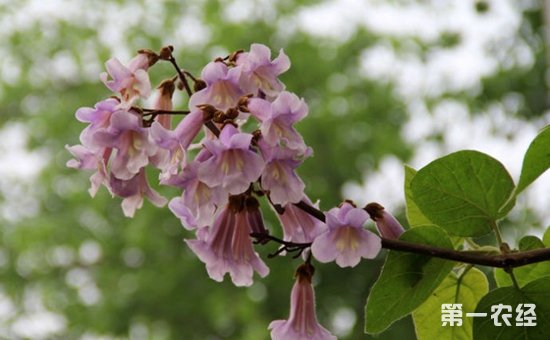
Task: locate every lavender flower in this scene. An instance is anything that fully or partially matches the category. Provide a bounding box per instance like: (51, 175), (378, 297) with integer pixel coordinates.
(311, 202), (381, 268)
(150, 109), (204, 181)
(109, 168), (167, 218)
(276, 197), (326, 244)
(91, 109), (157, 180)
(236, 43), (290, 97)
(198, 124), (264, 195)
(185, 195), (269, 286)
(153, 79), (176, 129)
(167, 160), (226, 230)
(248, 91), (308, 152)
(65, 144), (110, 197)
(67, 98), (120, 196)
(100, 53), (151, 107)
(259, 141), (310, 206)
(269, 263), (336, 340)
(189, 61), (244, 112)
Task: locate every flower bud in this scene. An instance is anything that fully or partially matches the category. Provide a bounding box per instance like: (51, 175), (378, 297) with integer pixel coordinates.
(137, 48), (160, 67)
(365, 202), (405, 239)
(159, 45), (174, 60)
(193, 79), (207, 92)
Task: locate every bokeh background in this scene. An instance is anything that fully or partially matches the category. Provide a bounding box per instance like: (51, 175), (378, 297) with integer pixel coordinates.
(1, 0), (549, 339)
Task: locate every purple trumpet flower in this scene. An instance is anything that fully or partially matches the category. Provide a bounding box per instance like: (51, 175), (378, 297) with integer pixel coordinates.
(269, 263), (336, 340)
(109, 168), (167, 218)
(248, 91), (309, 153)
(311, 202), (381, 268)
(275, 196), (326, 244)
(185, 195), (269, 287)
(236, 43), (290, 97)
(189, 61), (244, 112)
(100, 53), (152, 107)
(198, 124), (264, 196)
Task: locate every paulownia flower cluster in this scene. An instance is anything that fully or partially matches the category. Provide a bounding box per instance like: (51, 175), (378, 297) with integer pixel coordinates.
(67, 44), (405, 339)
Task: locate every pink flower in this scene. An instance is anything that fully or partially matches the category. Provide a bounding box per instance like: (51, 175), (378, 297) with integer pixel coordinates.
(236, 43), (290, 97)
(100, 53), (152, 107)
(311, 202), (381, 267)
(68, 99), (123, 197)
(91, 110), (157, 180)
(75, 98), (121, 149)
(248, 91), (308, 152)
(259, 141), (311, 206)
(185, 195), (269, 287)
(150, 109), (204, 181)
(153, 79), (176, 129)
(269, 263), (336, 340)
(189, 61), (244, 111)
(365, 202), (405, 239)
(109, 168), (167, 218)
(167, 160), (226, 230)
(276, 197), (326, 244)
(76, 98), (119, 131)
(65, 144), (111, 197)
(198, 124), (264, 195)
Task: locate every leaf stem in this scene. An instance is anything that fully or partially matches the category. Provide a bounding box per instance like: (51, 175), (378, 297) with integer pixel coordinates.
(507, 268), (521, 290)
(491, 221), (504, 247)
(454, 265), (474, 303)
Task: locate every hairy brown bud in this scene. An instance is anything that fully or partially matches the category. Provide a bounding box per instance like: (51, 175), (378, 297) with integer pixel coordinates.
(193, 79), (207, 92)
(137, 48), (159, 67)
(364, 202), (384, 220)
(198, 104), (217, 121)
(159, 45), (174, 60)
(252, 130), (262, 145)
(213, 110), (226, 123)
(225, 107), (239, 120)
(295, 262), (315, 283)
(238, 94), (252, 112)
(157, 79), (176, 96)
(228, 49), (244, 64)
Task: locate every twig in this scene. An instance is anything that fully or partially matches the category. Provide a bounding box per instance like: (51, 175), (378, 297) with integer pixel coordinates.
(288, 200), (550, 269)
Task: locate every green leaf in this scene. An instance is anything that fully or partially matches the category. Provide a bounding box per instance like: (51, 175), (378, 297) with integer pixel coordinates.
(413, 267), (489, 340)
(473, 276), (550, 339)
(519, 236), (546, 250)
(405, 165), (466, 247)
(543, 227), (550, 247)
(410, 150), (515, 237)
(404, 165), (433, 227)
(516, 126), (550, 195)
(494, 236), (550, 288)
(365, 226), (455, 334)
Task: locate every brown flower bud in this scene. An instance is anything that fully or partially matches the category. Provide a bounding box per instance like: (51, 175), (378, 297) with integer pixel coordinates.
(159, 45), (174, 60)
(365, 202), (405, 239)
(295, 262), (315, 283)
(252, 130), (262, 145)
(197, 104), (217, 121)
(193, 79), (207, 92)
(137, 48), (159, 67)
(213, 110), (226, 123)
(228, 49), (244, 64)
(225, 107), (239, 119)
(157, 79), (176, 97)
(238, 94), (252, 112)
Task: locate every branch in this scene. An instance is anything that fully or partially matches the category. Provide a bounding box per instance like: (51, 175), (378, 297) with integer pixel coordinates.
(141, 108), (190, 115)
(290, 200), (550, 269)
(381, 238), (550, 268)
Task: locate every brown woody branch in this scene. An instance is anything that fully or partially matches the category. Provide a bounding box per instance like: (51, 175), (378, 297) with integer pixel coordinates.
(290, 200), (550, 269)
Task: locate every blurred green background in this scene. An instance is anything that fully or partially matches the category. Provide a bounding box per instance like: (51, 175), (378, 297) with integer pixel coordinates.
(0, 0), (549, 339)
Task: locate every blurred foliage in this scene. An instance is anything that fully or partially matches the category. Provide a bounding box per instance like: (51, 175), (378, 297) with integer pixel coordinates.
(0, 0), (547, 339)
